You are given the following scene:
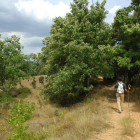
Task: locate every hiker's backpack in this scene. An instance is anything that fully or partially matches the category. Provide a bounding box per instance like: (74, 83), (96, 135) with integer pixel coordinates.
(117, 82), (124, 93)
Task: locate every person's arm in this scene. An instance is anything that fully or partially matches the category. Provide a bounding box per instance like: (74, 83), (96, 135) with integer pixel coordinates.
(125, 89), (129, 93)
(124, 84), (129, 93)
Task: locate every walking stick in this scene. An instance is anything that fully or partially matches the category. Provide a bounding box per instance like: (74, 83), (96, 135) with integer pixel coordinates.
(128, 84), (131, 108)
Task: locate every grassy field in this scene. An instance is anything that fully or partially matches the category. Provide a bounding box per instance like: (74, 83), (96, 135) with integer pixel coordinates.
(0, 75), (111, 140)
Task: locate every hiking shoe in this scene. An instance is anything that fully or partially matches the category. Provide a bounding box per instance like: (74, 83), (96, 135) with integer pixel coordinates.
(118, 112), (121, 114)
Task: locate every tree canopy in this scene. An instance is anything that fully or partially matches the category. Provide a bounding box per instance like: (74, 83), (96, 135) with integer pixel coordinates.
(41, 0), (114, 105)
(0, 35), (32, 92)
(112, 1), (140, 83)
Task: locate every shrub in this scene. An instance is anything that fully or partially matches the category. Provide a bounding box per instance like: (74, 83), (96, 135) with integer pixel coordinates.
(3, 101), (10, 109)
(54, 109), (59, 116)
(0, 91), (16, 103)
(0, 87), (32, 103)
(18, 87), (31, 94)
(7, 87), (32, 98)
(43, 95), (48, 105)
(38, 99), (42, 108)
(0, 123), (6, 131)
(31, 77), (36, 89)
(49, 91), (84, 106)
(8, 87), (19, 97)
(17, 87), (32, 98)
(39, 76), (44, 84)
(7, 100), (35, 140)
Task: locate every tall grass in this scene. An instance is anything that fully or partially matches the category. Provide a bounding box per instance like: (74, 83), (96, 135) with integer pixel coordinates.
(33, 96), (110, 140)
(121, 116), (135, 137)
(0, 76), (110, 140)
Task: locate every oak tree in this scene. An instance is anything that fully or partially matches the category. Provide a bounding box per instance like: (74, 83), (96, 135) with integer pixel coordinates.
(42, 0), (112, 105)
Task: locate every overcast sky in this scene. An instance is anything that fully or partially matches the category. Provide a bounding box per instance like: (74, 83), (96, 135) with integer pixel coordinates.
(0, 0), (131, 55)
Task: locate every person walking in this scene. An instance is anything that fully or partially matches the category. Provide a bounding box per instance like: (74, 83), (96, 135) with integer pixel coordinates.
(114, 77), (129, 113)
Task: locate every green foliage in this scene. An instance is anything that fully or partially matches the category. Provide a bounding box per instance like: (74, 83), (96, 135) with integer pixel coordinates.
(43, 94), (48, 105)
(131, 0), (140, 12)
(54, 109), (59, 116)
(8, 87), (19, 97)
(3, 101), (10, 109)
(18, 87), (32, 98)
(35, 130), (49, 140)
(7, 87), (32, 98)
(39, 76), (44, 84)
(7, 100), (35, 140)
(42, 0), (113, 105)
(0, 123), (6, 131)
(0, 91), (17, 103)
(0, 35), (32, 93)
(0, 87), (31, 106)
(0, 104), (2, 109)
(18, 87), (31, 94)
(38, 99), (42, 108)
(31, 77), (36, 89)
(25, 53), (47, 76)
(112, 1), (140, 82)
(0, 35), (45, 92)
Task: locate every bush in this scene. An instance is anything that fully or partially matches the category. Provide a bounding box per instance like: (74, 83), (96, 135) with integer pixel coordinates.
(49, 91), (84, 106)
(8, 87), (19, 97)
(0, 91), (16, 103)
(18, 87), (31, 94)
(0, 104), (2, 109)
(17, 87), (32, 98)
(0, 87), (32, 103)
(39, 76), (44, 84)
(3, 101), (10, 109)
(0, 87), (32, 106)
(31, 77), (36, 89)
(7, 100), (35, 140)
(54, 109), (59, 116)
(8, 87), (32, 98)
(43, 69), (93, 106)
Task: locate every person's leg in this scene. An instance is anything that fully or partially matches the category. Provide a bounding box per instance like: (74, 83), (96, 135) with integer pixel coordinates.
(116, 93), (121, 112)
(120, 94), (124, 111)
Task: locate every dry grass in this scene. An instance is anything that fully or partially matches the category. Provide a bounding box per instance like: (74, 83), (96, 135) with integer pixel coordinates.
(0, 75), (110, 140)
(0, 109), (12, 140)
(38, 96), (110, 140)
(121, 116), (135, 137)
(16, 75), (48, 90)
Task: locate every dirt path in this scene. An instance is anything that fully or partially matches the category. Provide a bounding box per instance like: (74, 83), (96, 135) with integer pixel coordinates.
(96, 102), (140, 140)
(89, 86), (140, 140)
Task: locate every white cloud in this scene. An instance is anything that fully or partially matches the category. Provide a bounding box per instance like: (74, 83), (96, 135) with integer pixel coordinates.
(22, 46), (42, 54)
(109, 5), (121, 14)
(105, 5), (121, 24)
(14, 0), (70, 21)
(0, 32), (43, 54)
(20, 35), (44, 54)
(20, 35), (43, 46)
(1, 32), (26, 39)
